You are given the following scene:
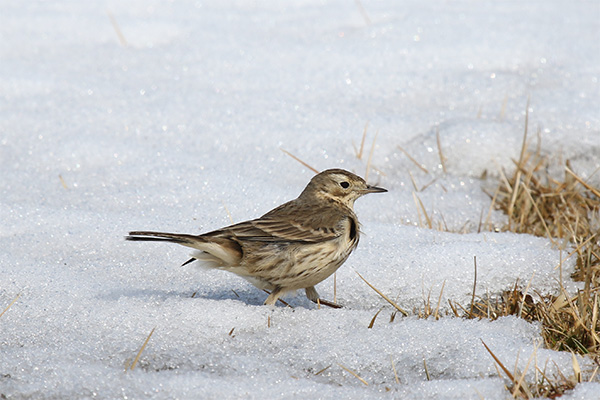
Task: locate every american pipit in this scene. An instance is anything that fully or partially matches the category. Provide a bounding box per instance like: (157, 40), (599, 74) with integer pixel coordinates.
(126, 169), (386, 307)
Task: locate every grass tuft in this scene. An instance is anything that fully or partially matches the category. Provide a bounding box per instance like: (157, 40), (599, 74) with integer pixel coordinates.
(488, 128), (599, 358)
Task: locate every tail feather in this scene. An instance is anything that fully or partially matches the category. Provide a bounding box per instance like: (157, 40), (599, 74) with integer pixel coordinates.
(125, 231), (199, 246)
(126, 230), (243, 267)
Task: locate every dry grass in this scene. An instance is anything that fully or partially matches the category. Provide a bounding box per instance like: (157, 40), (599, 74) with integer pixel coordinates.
(466, 116), (600, 395)
(107, 11), (128, 47)
(126, 327), (156, 372)
(337, 363), (369, 386)
(361, 110), (599, 395)
(0, 293), (21, 319)
(487, 124), (600, 358)
(480, 339), (589, 399)
(282, 120), (599, 394)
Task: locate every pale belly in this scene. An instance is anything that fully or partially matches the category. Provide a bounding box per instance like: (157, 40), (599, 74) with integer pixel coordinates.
(233, 236), (358, 291)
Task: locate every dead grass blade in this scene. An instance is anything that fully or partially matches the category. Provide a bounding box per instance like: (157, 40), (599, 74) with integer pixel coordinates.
(482, 340), (515, 382)
(221, 201), (234, 224)
(368, 307), (384, 329)
(519, 182), (557, 246)
(354, 0), (372, 25)
(365, 129), (378, 182)
(59, 174), (69, 189)
(565, 166), (600, 198)
(433, 280), (446, 320)
(470, 256), (478, 318)
(390, 355), (400, 384)
(128, 327), (155, 371)
(436, 127), (447, 174)
(354, 122), (368, 160)
(280, 148), (319, 174)
(355, 271), (409, 316)
(0, 293), (21, 319)
(333, 271), (337, 304)
(338, 363), (369, 386)
(107, 11), (128, 47)
(412, 192), (432, 229)
(423, 358), (431, 381)
(397, 145), (429, 174)
(315, 365), (331, 375)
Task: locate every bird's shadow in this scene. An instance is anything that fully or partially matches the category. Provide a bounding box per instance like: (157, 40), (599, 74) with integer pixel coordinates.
(97, 286), (316, 308)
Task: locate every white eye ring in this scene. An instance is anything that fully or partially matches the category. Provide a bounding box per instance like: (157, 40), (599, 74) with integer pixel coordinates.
(340, 181), (350, 189)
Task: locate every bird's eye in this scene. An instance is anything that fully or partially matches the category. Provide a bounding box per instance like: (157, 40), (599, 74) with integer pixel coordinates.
(340, 181), (350, 189)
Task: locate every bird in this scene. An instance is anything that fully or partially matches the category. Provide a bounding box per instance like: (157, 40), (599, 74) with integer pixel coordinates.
(126, 168), (387, 307)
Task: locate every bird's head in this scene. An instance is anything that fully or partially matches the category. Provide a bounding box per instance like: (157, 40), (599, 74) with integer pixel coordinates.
(300, 168), (387, 208)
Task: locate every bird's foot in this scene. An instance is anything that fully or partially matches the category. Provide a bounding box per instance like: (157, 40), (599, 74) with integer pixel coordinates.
(312, 298), (343, 309)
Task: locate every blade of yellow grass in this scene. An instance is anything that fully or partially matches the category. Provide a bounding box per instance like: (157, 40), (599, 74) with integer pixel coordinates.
(511, 345), (536, 398)
(506, 101), (530, 226)
(408, 170), (419, 192)
(499, 93), (508, 120)
(436, 128), (447, 174)
(315, 365), (331, 375)
(397, 145), (429, 174)
(221, 201), (234, 224)
(365, 130), (378, 182)
(470, 256), (478, 318)
(557, 287), (591, 344)
(507, 170), (521, 225)
(565, 166), (600, 198)
(517, 97), (530, 169)
(591, 293), (600, 345)
(0, 293), (21, 319)
(368, 307), (383, 329)
(390, 355), (400, 384)
(354, 122), (369, 160)
(128, 327), (155, 371)
(333, 272), (337, 304)
(280, 148), (320, 174)
(420, 177), (438, 193)
(518, 272), (535, 319)
(355, 271), (409, 316)
(481, 339), (516, 382)
(423, 358), (431, 381)
(571, 352), (582, 383)
(520, 182), (557, 246)
(354, 0), (372, 26)
(59, 174), (69, 189)
(483, 186), (501, 232)
(589, 366), (599, 383)
(434, 280), (446, 320)
(559, 233), (597, 267)
(412, 192), (432, 229)
(337, 363), (369, 386)
(107, 11), (128, 47)
(482, 339), (533, 399)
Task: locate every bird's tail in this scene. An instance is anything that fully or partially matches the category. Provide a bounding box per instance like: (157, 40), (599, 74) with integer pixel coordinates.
(125, 231), (201, 247)
(126, 230), (243, 267)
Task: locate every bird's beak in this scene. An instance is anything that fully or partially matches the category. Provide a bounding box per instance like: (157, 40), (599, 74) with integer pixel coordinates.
(363, 184), (388, 194)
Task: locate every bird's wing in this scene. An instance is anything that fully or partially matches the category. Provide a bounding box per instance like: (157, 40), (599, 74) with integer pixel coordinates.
(205, 203), (345, 243)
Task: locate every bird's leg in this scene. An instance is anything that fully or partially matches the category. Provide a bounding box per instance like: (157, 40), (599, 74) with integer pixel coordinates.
(264, 287), (285, 306)
(305, 286), (342, 309)
(262, 289), (293, 307)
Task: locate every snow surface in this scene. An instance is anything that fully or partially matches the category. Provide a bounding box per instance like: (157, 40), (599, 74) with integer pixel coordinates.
(1, 0), (599, 398)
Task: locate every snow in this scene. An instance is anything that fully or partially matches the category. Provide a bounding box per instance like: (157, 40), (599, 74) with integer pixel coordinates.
(1, 0), (599, 398)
